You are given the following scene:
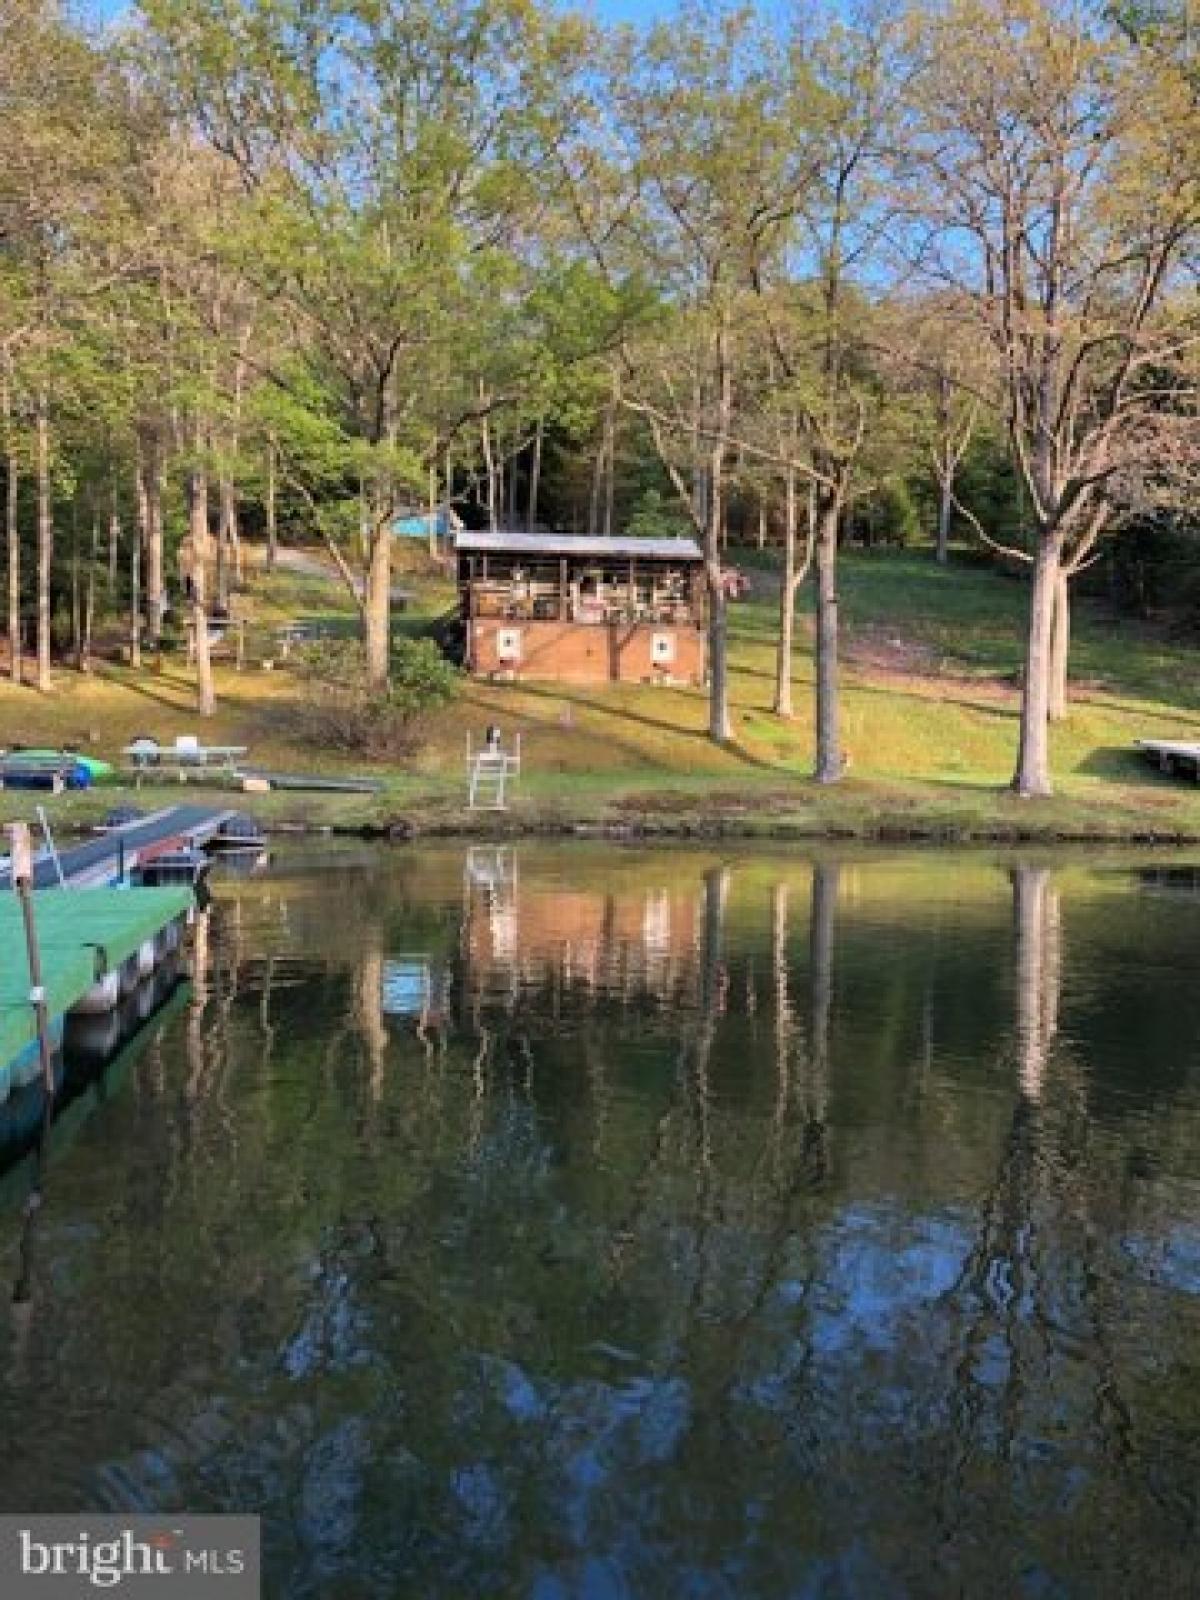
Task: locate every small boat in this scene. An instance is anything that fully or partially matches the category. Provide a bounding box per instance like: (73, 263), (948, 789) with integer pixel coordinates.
(16, 749), (113, 778)
(0, 756), (92, 792)
(212, 812), (268, 849)
(136, 849), (211, 889)
(100, 805), (147, 831)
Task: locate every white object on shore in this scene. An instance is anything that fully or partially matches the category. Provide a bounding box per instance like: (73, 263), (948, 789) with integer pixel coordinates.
(466, 729), (522, 810)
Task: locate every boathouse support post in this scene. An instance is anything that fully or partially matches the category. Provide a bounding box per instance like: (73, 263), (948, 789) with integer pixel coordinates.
(6, 823), (56, 1096)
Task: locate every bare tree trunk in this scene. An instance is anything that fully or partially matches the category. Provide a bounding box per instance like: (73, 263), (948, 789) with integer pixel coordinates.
(187, 450), (215, 717)
(214, 505), (227, 610)
(481, 402), (498, 533)
(1013, 538), (1061, 796)
(82, 512), (97, 673)
(71, 511), (81, 670)
(602, 395), (617, 540)
(216, 474), (237, 610)
(133, 444), (148, 666)
(933, 372), (958, 565)
(691, 367), (708, 532)
(506, 434), (519, 528)
(265, 437), (278, 572)
(936, 468), (953, 565)
(148, 433), (164, 646)
(813, 489), (843, 782)
(227, 475), (242, 584)
(1048, 567), (1070, 723)
(364, 513), (391, 691)
(140, 423), (164, 646)
(587, 424), (604, 538)
(527, 418), (542, 532)
(757, 500), (768, 550)
(706, 538), (731, 742)
(107, 485), (119, 596)
(3, 377), (19, 686)
(356, 481), (369, 566)
(705, 330), (733, 744)
(427, 459), (439, 559)
(129, 511), (142, 670)
(228, 338), (246, 586)
(774, 468), (801, 718)
(34, 393), (51, 693)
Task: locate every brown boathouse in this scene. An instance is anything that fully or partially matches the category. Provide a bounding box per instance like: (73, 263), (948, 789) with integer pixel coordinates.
(456, 531), (706, 685)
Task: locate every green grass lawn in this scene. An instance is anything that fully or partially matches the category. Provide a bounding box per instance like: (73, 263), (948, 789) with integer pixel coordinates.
(2, 543), (1199, 840)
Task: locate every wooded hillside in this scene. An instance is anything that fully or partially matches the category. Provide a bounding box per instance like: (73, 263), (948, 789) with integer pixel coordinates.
(1, 0), (1197, 799)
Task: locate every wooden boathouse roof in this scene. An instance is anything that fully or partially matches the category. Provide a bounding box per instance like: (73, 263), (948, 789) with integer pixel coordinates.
(455, 531), (704, 562)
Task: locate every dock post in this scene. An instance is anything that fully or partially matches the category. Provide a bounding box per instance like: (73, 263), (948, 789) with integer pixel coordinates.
(5, 823), (57, 1097)
(36, 804), (65, 888)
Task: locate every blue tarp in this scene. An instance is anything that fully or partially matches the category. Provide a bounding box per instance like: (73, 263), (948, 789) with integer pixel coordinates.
(392, 510), (453, 540)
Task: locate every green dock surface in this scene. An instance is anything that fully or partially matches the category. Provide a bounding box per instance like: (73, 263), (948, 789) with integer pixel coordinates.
(0, 888), (192, 1067)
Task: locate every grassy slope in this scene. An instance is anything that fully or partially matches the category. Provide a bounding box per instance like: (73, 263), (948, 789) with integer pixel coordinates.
(2, 545), (1198, 839)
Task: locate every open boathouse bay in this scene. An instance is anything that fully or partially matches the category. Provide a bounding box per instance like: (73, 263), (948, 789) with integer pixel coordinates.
(1, 844), (1199, 1597)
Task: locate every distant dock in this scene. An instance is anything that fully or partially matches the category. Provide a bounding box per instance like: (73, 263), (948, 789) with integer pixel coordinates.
(1135, 739), (1200, 782)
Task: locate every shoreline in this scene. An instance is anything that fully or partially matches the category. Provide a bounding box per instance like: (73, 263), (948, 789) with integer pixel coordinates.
(22, 796), (1200, 849)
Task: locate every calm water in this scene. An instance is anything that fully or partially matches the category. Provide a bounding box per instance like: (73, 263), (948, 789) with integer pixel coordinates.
(2, 843), (1200, 1598)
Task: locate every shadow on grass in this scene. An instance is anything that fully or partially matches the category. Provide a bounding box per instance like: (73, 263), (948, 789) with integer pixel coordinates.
(85, 664), (198, 716)
(842, 675), (1020, 725)
(459, 681), (781, 775)
(1066, 691), (1200, 728)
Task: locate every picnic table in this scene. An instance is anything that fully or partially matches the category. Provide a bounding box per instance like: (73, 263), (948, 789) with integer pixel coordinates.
(274, 620), (343, 658)
(123, 737), (249, 784)
(276, 621), (321, 658)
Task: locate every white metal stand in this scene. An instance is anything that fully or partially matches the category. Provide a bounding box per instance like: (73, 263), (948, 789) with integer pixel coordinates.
(466, 731), (522, 810)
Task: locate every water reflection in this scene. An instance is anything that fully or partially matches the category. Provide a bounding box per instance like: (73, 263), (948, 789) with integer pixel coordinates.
(1, 846), (1199, 1597)
(1012, 865), (1061, 1103)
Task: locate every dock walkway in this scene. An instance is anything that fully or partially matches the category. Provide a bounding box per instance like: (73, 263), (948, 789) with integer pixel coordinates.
(0, 888), (193, 1078)
(0, 805), (235, 890)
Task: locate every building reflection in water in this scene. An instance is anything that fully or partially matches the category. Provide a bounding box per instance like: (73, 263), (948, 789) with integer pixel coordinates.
(11, 845), (1200, 1597)
(456, 847), (710, 1027)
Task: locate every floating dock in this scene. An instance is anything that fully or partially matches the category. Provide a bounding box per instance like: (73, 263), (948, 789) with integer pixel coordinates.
(0, 805), (235, 890)
(1135, 739), (1200, 781)
(0, 887), (192, 1099)
(0, 965), (190, 1184)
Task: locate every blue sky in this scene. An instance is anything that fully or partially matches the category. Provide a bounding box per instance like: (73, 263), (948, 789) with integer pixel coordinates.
(578, 0), (676, 19)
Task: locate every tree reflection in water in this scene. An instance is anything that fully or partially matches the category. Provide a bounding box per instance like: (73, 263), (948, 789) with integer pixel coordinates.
(0, 845), (1198, 1596)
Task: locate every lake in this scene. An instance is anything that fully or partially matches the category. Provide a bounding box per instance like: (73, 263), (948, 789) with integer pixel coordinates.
(1, 842), (1199, 1598)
